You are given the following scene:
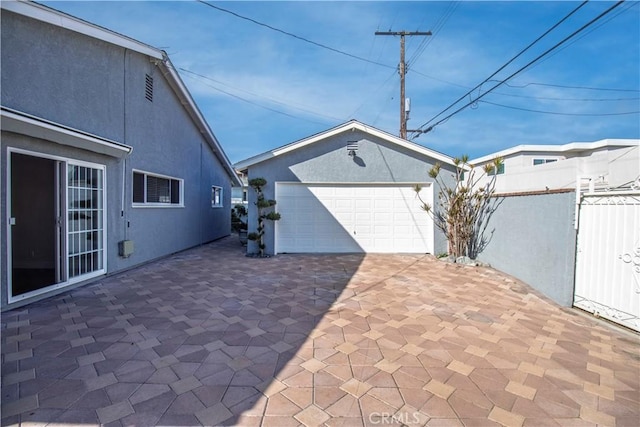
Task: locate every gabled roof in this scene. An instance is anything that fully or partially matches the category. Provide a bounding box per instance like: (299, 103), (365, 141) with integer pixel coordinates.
(2, 0), (241, 186)
(470, 139), (640, 165)
(234, 120), (456, 171)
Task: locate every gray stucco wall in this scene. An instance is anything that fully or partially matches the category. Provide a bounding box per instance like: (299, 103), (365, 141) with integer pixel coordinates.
(1, 10), (232, 309)
(476, 191), (577, 306)
(246, 129), (456, 255)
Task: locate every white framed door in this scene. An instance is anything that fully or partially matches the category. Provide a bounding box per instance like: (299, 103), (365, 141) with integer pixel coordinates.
(7, 148), (107, 303)
(574, 192), (640, 332)
(275, 183), (434, 254)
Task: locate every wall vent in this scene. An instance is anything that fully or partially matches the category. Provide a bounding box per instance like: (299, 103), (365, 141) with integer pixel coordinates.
(145, 74), (153, 102)
(347, 141), (359, 157)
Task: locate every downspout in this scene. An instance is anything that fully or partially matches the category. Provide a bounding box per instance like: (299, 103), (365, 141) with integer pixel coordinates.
(200, 143), (204, 245)
(122, 48), (128, 240)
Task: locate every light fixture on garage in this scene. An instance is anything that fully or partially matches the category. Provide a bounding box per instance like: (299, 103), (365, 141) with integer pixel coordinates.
(347, 141), (358, 157)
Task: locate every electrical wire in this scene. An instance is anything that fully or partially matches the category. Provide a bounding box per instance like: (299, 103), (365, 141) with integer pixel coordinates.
(500, 81), (640, 92)
(181, 70), (335, 126)
(196, 0), (395, 70)
(415, 0), (589, 133)
(407, 1), (460, 68)
(413, 0), (627, 137)
(481, 92), (639, 102)
(479, 100), (640, 116)
(517, 0), (639, 76)
(346, 70), (398, 119)
(179, 67), (344, 122)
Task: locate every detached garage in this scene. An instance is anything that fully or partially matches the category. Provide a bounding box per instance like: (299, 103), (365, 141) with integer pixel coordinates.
(234, 120), (457, 255)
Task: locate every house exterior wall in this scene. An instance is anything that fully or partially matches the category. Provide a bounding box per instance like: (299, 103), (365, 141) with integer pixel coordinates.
(476, 191), (577, 306)
(245, 130), (456, 255)
(474, 145), (639, 193)
(1, 9), (232, 309)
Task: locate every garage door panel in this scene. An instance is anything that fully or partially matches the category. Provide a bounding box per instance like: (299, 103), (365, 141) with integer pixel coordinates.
(355, 199), (372, 209)
(276, 183), (433, 254)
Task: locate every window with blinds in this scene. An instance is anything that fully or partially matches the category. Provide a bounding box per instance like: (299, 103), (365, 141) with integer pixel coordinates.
(133, 171), (183, 206)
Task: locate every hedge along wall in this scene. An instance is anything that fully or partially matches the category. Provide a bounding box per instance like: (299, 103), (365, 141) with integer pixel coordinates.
(475, 190), (577, 306)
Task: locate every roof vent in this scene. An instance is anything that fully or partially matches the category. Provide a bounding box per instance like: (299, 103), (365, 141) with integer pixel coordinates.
(145, 74), (153, 102)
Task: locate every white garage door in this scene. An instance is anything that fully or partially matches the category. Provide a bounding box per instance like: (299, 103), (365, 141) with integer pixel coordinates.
(275, 183), (434, 254)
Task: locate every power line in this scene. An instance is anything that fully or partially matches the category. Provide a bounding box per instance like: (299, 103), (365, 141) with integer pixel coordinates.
(500, 81), (640, 92)
(180, 69), (334, 126)
(413, 0), (627, 137)
(179, 67), (344, 122)
(413, 0), (589, 136)
(514, 0), (639, 76)
(479, 100), (640, 116)
(196, 0), (395, 70)
(407, 1), (460, 68)
(484, 92), (639, 102)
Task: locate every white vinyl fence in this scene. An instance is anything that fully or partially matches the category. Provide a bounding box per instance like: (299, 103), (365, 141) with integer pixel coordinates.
(574, 191), (640, 332)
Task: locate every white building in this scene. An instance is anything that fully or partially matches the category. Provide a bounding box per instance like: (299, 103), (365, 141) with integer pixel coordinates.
(470, 139), (639, 193)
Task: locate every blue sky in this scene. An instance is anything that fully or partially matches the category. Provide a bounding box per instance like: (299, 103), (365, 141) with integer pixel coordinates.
(43, 1), (640, 163)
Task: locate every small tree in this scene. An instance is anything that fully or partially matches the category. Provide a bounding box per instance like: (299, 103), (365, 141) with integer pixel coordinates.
(414, 155), (503, 259)
(247, 177), (281, 257)
(231, 204), (247, 233)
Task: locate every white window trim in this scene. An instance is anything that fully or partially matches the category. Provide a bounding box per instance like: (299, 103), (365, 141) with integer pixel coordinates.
(132, 169), (184, 208)
(6, 147), (108, 304)
(532, 158), (559, 166)
(211, 185), (223, 208)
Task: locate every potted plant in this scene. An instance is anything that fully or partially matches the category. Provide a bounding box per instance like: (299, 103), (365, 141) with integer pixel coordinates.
(246, 177), (281, 257)
(231, 204), (248, 245)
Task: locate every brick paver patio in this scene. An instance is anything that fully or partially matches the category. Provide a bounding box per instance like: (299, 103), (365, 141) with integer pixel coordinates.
(1, 236), (639, 426)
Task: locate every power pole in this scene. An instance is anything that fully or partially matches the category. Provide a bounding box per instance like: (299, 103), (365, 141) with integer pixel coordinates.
(375, 31), (431, 139)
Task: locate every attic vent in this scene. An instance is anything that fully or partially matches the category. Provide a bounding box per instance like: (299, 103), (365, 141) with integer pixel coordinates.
(347, 141), (358, 157)
(145, 74), (153, 102)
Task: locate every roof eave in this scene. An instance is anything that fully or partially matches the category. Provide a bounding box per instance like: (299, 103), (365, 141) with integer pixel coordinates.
(2, 0), (163, 60)
(234, 120), (456, 170)
(1, 107), (133, 158)
(470, 139), (640, 165)
(159, 57), (241, 187)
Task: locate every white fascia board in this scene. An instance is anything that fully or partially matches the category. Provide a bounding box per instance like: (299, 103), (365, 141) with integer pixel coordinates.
(160, 58), (242, 187)
(234, 120), (456, 170)
(1, 108), (133, 158)
(2, 0), (163, 60)
(346, 122), (456, 166)
(470, 139), (640, 165)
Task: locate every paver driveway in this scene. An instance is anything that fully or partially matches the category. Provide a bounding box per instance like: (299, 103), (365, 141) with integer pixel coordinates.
(1, 236), (639, 426)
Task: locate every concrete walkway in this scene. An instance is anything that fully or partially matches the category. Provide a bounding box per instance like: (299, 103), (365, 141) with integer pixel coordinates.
(2, 236), (638, 426)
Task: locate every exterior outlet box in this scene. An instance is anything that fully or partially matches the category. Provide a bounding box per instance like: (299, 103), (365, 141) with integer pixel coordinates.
(119, 240), (134, 258)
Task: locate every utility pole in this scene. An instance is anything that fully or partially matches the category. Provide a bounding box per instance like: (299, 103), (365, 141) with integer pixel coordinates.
(375, 30), (431, 139)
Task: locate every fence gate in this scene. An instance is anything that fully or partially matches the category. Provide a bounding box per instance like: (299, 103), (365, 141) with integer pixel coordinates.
(574, 191), (640, 332)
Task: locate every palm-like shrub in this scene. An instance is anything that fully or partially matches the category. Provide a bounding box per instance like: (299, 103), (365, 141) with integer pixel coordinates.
(415, 155), (503, 259)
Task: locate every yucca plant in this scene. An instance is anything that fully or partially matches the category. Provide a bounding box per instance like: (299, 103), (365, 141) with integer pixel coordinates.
(415, 155), (503, 259)
(247, 177), (281, 257)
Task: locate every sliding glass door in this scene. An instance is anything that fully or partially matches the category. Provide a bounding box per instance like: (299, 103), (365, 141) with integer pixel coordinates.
(9, 149), (106, 302)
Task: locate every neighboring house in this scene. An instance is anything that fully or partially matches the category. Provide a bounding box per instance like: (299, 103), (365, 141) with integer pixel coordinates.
(231, 171), (249, 206)
(234, 120), (457, 255)
(470, 139), (640, 193)
(1, 1), (240, 309)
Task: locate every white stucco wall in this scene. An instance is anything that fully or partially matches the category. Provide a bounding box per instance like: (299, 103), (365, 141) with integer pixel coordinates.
(472, 144), (639, 193)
